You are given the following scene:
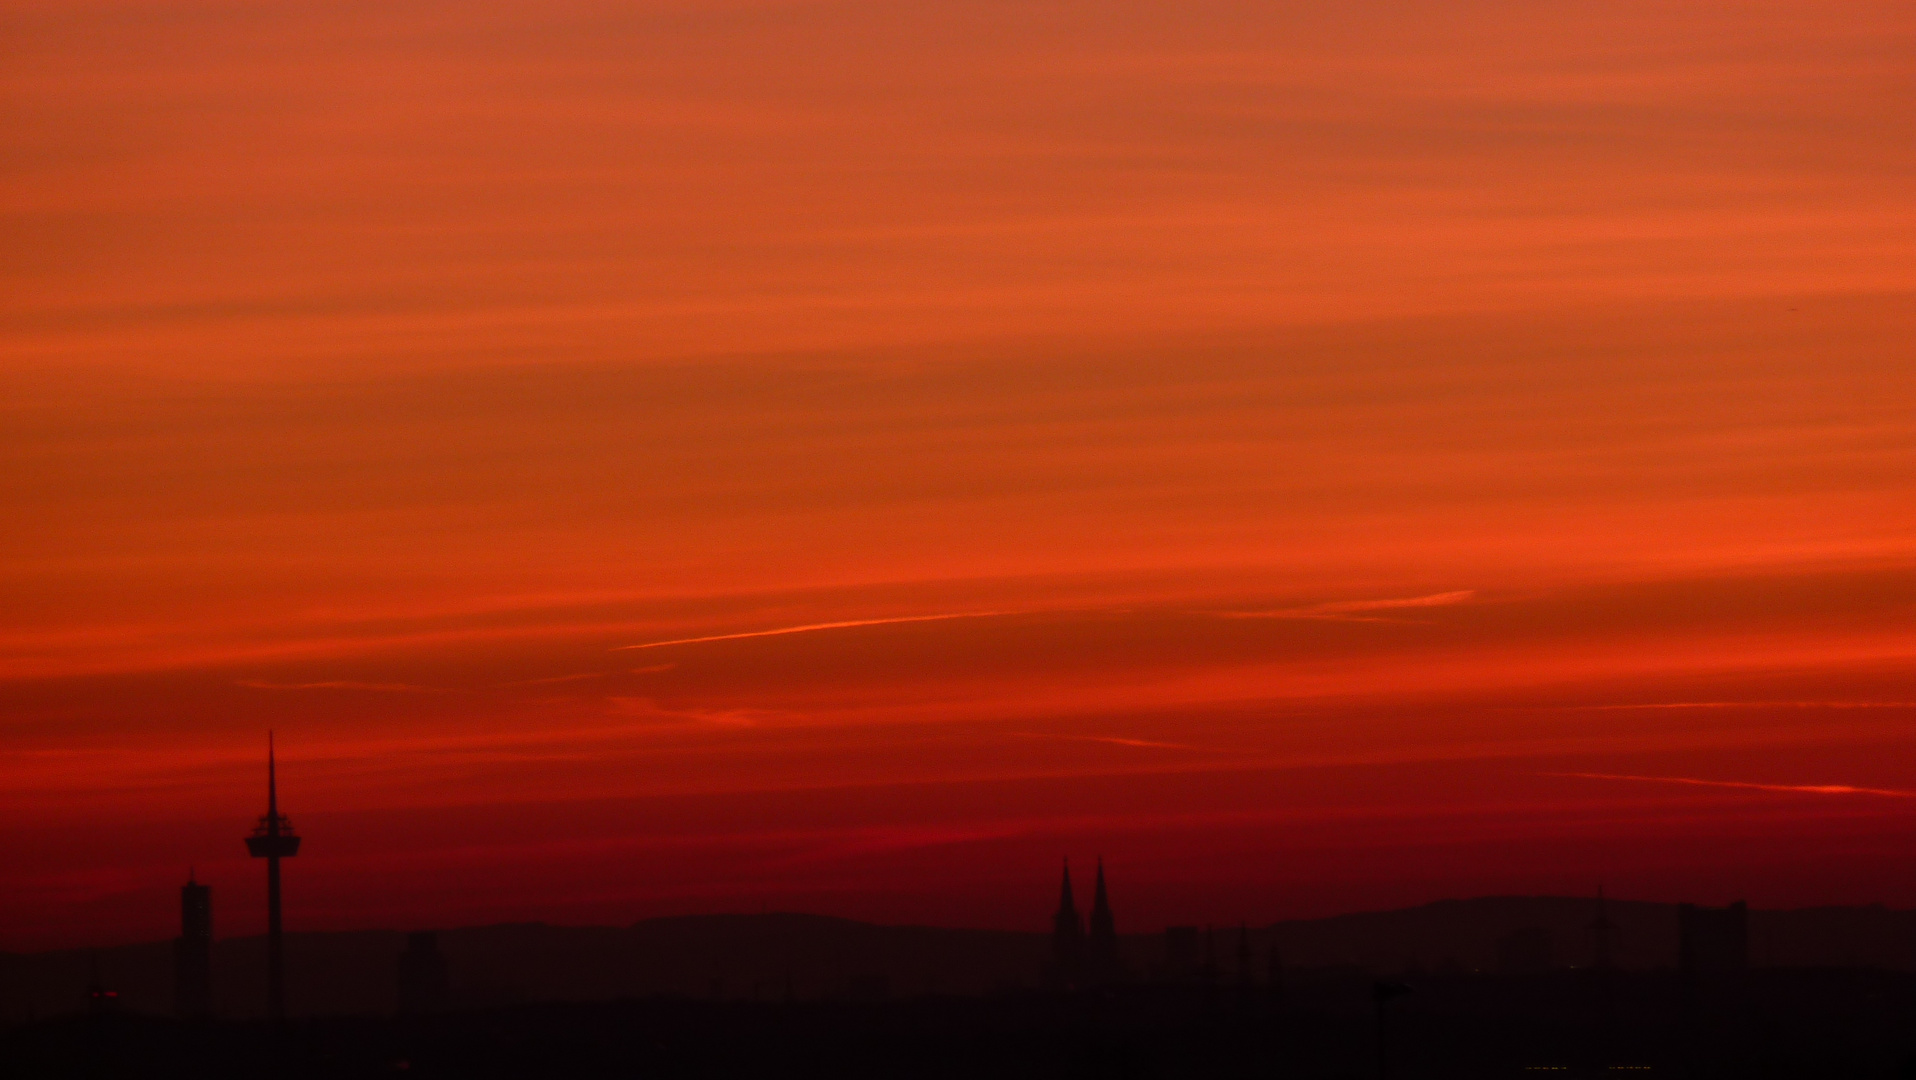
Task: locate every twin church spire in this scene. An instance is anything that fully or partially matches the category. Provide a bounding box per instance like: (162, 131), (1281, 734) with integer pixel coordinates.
(1050, 858), (1122, 988)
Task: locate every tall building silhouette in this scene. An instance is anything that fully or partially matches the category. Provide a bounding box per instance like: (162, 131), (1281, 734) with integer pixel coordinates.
(1049, 860), (1085, 987)
(173, 872), (212, 1018)
(243, 733), (301, 1019)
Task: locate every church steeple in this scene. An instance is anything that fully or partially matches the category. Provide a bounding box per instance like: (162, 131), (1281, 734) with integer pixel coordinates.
(1051, 860), (1085, 984)
(1089, 859), (1114, 937)
(1086, 858), (1121, 983)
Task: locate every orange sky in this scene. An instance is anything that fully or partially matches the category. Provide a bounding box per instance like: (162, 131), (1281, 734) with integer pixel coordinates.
(3, 0), (1914, 950)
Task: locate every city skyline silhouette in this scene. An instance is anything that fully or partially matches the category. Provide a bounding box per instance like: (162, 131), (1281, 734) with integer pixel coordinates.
(7, 0), (1914, 1074)
(6, 743), (1914, 1076)
(9, 775), (1913, 1021)
(9, 825), (1916, 1078)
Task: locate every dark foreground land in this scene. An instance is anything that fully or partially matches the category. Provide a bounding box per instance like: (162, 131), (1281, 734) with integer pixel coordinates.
(7, 968), (1915, 1080)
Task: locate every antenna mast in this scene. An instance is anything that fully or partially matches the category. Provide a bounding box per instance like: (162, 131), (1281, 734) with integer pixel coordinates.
(245, 732), (301, 1020)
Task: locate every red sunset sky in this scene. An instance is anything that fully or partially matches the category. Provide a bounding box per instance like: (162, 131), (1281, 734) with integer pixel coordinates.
(3, 0), (1914, 951)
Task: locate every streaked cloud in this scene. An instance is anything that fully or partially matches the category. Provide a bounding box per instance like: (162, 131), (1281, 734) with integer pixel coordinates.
(1016, 733), (1202, 751)
(613, 611), (1016, 651)
(1548, 772), (1916, 799)
(1216, 590), (1478, 622)
(234, 679), (444, 693)
(495, 671), (611, 687)
(1543, 701), (1916, 711)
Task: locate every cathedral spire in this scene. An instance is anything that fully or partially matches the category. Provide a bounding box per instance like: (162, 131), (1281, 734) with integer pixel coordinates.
(1086, 857), (1121, 983)
(1051, 859), (1086, 986)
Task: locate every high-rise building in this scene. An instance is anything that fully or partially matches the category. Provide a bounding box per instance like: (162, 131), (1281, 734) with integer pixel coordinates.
(173, 872), (213, 1018)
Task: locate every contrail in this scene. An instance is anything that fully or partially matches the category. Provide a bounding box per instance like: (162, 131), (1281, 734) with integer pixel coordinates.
(1547, 771), (1916, 798)
(1018, 732), (1199, 751)
(1546, 701), (1916, 711)
(1219, 589), (1476, 620)
(613, 611), (1012, 651)
(236, 679), (442, 693)
(495, 671), (609, 687)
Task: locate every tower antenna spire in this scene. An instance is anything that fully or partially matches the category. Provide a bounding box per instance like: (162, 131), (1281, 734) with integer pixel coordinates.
(245, 731), (301, 1020)
(1086, 856), (1120, 985)
(267, 731), (277, 822)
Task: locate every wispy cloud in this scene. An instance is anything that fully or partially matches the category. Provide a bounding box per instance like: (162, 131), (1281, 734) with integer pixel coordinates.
(1018, 732), (1200, 751)
(236, 679), (443, 693)
(612, 611), (1013, 651)
(604, 697), (789, 728)
(1543, 701), (1916, 711)
(1548, 772), (1916, 798)
(495, 672), (609, 688)
(1217, 589), (1477, 622)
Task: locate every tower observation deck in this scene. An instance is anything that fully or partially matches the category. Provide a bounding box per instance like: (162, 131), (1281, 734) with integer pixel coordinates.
(244, 733), (300, 1019)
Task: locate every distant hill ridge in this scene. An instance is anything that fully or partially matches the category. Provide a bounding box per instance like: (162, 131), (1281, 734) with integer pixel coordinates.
(5, 897), (1912, 1020)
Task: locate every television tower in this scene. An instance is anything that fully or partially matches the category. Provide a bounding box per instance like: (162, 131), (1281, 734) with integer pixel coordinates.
(243, 733), (300, 1019)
